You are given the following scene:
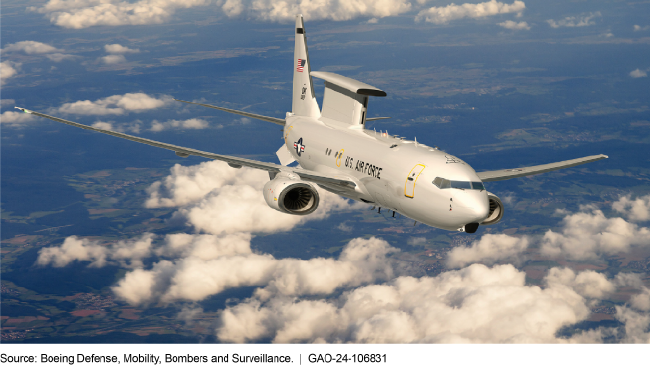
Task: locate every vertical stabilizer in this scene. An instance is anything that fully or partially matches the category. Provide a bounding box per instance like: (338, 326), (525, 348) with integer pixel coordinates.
(292, 15), (320, 118)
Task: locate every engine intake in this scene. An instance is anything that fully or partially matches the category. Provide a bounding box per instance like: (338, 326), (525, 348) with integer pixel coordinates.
(263, 176), (319, 215)
(481, 192), (504, 225)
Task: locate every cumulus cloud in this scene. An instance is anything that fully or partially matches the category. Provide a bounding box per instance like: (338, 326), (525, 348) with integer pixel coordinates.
(446, 234), (529, 268)
(113, 236), (399, 306)
(46, 53), (78, 62)
(615, 306), (650, 343)
(629, 69), (648, 78)
(613, 195), (650, 221)
(150, 118), (209, 131)
(100, 54), (127, 64)
(2, 41), (76, 62)
(1, 61), (21, 85)
(105, 44), (140, 54)
(1, 111), (36, 126)
(37, 234), (154, 268)
(246, 0), (412, 22)
(216, 264), (607, 343)
(498, 20), (529, 30)
(91, 120), (143, 133)
(2, 40), (61, 54)
(416, 0), (525, 24)
(30, 0), (412, 28)
(546, 12), (601, 28)
(545, 267), (614, 299)
(634, 25), (649, 31)
(540, 200), (650, 260)
(57, 93), (171, 115)
(29, 0), (212, 29)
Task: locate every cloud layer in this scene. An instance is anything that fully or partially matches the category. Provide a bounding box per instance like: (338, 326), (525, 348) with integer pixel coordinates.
(546, 12), (601, 28)
(29, 0), (534, 28)
(217, 264), (616, 343)
(416, 0), (525, 24)
(32, 158), (650, 343)
(540, 200), (650, 260)
(57, 93), (172, 115)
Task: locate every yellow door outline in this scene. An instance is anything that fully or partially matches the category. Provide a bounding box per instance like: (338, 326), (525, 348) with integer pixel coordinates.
(405, 164), (426, 198)
(283, 125), (293, 144)
(335, 149), (344, 167)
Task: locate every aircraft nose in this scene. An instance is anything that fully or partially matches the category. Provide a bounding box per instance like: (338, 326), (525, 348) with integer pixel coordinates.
(455, 191), (490, 223)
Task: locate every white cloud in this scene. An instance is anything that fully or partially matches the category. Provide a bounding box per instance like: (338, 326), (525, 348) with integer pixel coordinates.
(2, 41), (76, 62)
(545, 267), (614, 299)
(615, 305), (650, 343)
(613, 195), (650, 221)
(46, 53), (78, 62)
(150, 118), (209, 131)
(2, 40), (61, 54)
(629, 69), (648, 78)
(113, 236), (399, 305)
(634, 25), (649, 31)
(91, 120), (143, 133)
(446, 234), (529, 268)
(540, 202), (650, 260)
(57, 93), (171, 115)
(100, 54), (127, 64)
(105, 44), (140, 54)
(91, 121), (114, 130)
(31, 0), (412, 28)
(1, 111), (36, 126)
(498, 20), (530, 30)
(416, 0), (525, 24)
(216, 264), (604, 343)
(36, 234), (154, 268)
(30, 0), (212, 29)
(37, 236), (109, 268)
(546, 12), (601, 28)
(1, 61), (21, 85)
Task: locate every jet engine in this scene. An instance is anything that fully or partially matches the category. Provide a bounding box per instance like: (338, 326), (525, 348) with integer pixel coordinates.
(263, 174), (319, 215)
(481, 192), (504, 225)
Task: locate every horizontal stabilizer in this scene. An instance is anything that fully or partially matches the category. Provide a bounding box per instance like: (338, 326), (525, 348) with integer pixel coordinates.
(365, 117), (391, 121)
(175, 99), (285, 126)
(477, 154), (608, 182)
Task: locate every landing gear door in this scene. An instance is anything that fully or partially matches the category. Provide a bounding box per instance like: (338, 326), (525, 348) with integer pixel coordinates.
(405, 164), (426, 198)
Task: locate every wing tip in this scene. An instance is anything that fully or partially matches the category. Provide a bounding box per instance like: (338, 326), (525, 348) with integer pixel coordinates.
(14, 106), (32, 114)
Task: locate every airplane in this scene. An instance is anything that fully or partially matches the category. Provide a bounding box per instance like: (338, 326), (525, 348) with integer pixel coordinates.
(16, 15), (607, 234)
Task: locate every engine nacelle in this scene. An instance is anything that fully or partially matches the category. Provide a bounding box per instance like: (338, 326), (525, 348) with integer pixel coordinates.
(263, 175), (319, 215)
(481, 192), (504, 225)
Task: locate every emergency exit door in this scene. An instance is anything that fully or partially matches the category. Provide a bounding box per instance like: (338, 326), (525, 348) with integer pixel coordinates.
(405, 164), (426, 198)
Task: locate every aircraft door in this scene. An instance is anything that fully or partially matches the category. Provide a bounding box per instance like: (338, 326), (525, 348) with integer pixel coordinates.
(404, 164), (426, 198)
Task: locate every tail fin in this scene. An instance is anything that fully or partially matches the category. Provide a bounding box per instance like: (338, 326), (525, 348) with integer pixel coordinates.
(292, 15), (320, 118)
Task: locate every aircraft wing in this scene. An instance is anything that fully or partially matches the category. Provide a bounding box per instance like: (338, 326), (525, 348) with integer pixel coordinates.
(15, 107), (356, 190)
(477, 154), (608, 182)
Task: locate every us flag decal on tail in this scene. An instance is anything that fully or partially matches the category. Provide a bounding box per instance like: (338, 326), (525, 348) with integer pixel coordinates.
(296, 59), (305, 72)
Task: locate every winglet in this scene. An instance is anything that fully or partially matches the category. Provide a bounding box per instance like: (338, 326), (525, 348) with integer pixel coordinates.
(15, 107), (32, 114)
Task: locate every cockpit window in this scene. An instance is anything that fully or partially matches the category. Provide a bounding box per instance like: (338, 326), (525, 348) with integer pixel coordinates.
(433, 177), (484, 190)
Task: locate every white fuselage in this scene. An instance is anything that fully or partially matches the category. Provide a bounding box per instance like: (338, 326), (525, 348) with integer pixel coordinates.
(284, 115), (490, 231)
